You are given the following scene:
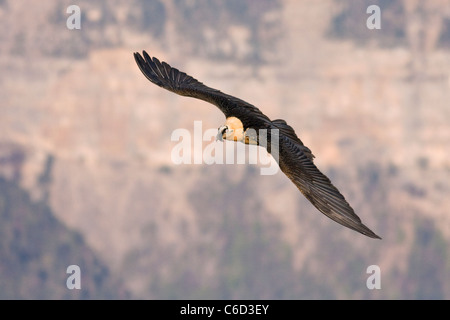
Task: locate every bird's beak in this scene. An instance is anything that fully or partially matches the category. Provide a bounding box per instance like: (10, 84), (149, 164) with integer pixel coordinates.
(216, 125), (227, 141)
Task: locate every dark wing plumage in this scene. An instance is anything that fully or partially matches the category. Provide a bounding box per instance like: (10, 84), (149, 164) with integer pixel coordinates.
(272, 121), (381, 239)
(134, 51), (271, 128)
(134, 50), (380, 239)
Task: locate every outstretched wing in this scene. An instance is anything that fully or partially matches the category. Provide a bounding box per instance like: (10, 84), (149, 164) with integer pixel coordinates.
(134, 51), (269, 125)
(135, 50), (380, 239)
(272, 120), (381, 239)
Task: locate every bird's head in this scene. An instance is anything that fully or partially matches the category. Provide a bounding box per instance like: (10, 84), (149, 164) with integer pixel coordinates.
(216, 125), (228, 141)
(216, 117), (245, 142)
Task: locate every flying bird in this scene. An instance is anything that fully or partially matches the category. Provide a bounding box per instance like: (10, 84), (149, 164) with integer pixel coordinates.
(134, 50), (381, 239)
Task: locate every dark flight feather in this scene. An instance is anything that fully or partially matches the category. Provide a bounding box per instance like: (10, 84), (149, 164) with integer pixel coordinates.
(134, 51), (271, 129)
(134, 50), (381, 239)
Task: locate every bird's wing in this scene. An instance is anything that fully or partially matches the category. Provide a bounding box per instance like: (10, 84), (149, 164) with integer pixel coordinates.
(134, 51), (268, 122)
(272, 120), (381, 239)
(135, 51), (380, 239)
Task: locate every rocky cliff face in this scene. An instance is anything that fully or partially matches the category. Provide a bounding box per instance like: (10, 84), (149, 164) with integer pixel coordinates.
(1, 0), (449, 299)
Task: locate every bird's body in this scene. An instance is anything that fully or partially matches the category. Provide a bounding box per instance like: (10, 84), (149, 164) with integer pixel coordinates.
(134, 50), (381, 239)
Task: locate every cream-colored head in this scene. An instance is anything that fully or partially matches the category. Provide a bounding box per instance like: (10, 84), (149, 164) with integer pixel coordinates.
(217, 117), (245, 142)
